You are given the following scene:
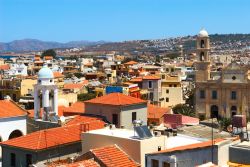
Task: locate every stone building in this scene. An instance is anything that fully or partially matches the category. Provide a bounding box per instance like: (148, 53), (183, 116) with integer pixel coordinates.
(195, 29), (250, 119)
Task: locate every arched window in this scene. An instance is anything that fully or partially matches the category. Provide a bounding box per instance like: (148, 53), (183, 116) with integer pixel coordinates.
(9, 130), (23, 140)
(210, 105), (219, 118)
(200, 52), (205, 61)
(231, 106), (237, 117)
(200, 40), (205, 48)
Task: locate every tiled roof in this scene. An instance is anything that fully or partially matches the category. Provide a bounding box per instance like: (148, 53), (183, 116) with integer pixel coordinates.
(150, 138), (224, 154)
(147, 104), (170, 119)
(124, 61), (138, 65)
(65, 115), (103, 126)
(0, 100), (27, 119)
(0, 118), (105, 150)
(142, 75), (160, 80)
(91, 145), (138, 167)
(85, 93), (146, 106)
(44, 56), (53, 60)
(63, 159), (100, 167)
(130, 77), (143, 82)
(63, 102), (85, 114)
(0, 64), (10, 70)
(64, 81), (88, 90)
(53, 72), (64, 78)
(164, 114), (199, 129)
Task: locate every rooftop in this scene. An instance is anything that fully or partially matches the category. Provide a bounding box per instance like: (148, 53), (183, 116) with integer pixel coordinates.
(91, 145), (138, 167)
(0, 100), (27, 119)
(0, 117), (105, 150)
(85, 93), (146, 106)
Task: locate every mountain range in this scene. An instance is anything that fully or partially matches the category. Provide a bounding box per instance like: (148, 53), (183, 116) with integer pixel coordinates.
(0, 39), (107, 52)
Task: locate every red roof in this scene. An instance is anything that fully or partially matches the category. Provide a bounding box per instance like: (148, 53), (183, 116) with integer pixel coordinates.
(164, 114), (199, 129)
(0, 64), (10, 70)
(85, 93), (146, 106)
(91, 145), (138, 167)
(0, 118), (105, 150)
(63, 102), (85, 114)
(66, 115), (103, 126)
(53, 72), (64, 78)
(63, 159), (100, 167)
(142, 75), (160, 80)
(64, 82), (88, 90)
(151, 138), (224, 154)
(0, 100), (27, 119)
(124, 61), (138, 65)
(130, 77), (143, 82)
(147, 104), (170, 119)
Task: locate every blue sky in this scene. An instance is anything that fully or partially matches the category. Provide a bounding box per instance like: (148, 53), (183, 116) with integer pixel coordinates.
(0, 0), (249, 42)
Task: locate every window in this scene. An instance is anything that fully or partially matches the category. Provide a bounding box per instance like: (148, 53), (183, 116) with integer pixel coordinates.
(132, 112), (137, 122)
(162, 75), (165, 79)
(38, 80), (41, 84)
(200, 90), (205, 99)
(212, 90), (217, 99)
(112, 114), (118, 126)
(200, 40), (205, 48)
(50, 79), (53, 82)
(11, 153), (16, 167)
(174, 84), (177, 87)
(166, 89), (169, 94)
(166, 98), (169, 102)
(163, 162), (171, 167)
(169, 84), (172, 87)
(232, 76), (236, 80)
(151, 159), (159, 167)
(171, 68), (174, 72)
(26, 154), (32, 167)
(231, 91), (237, 100)
(200, 52), (204, 61)
(148, 81), (153, 89)
(149, 92), (154, 101)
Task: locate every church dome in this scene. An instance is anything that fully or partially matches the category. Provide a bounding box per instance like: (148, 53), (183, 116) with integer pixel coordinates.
(198, 29), (209, 37)
(38, 64), (54, 79)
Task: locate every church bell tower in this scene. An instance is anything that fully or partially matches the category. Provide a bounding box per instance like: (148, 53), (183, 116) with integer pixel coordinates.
(195, 29), (211, 82)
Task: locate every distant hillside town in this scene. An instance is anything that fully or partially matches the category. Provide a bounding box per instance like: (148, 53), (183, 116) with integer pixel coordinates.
(0, 29), (249, 167)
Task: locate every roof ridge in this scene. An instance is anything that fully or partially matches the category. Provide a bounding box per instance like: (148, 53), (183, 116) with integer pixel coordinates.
(36, 130), (43, 150)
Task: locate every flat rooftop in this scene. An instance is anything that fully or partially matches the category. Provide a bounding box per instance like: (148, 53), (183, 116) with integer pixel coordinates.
(86, 127), (207, 149)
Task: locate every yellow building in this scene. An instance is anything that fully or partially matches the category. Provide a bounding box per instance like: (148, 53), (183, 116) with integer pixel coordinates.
(159, 73), (184, 107)
(195, 29), (250, 119)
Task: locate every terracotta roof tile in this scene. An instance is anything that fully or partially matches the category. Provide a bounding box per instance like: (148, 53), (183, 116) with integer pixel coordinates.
(147, 104), (170, 119)
(0, 64), (10, 70)
(130, 77), (143, 82)
(91, 145), (138, 167)
(0, 118), (105, 150)
(124, 61), (138, 65)
(63, 159), (100, 167)
(142, 75), (160, 80)
(0, 100), (27, 118)
(85, 93), (146, 106)
(65, 115), (103, 126)
(53, 72), (64, 78)
(63, 102), (85, 114)
(64, 82), (88, 90)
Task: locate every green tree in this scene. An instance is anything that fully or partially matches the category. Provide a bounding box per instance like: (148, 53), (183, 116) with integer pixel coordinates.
(77, 93), (96, 101)
(74, 72), (84, 78)
(41, 49), (57, 59)
(172, 104), (195, 117)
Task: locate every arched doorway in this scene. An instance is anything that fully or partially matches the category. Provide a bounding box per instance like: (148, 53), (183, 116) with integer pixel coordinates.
(9, 130), (23, 140)
(231, 106), (237, 117)
(211, 105), (219, 118)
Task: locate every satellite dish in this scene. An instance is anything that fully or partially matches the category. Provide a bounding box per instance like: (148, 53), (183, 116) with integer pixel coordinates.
(60, 116), (66, 123)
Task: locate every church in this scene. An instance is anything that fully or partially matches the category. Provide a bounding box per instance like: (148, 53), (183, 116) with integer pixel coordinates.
(195, 29), (250, 119)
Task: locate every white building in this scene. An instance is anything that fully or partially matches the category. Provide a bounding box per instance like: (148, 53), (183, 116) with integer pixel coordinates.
(6, 63), (28, 76)
(0, 98), (27, 142)
(33, 64), (58, 121)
